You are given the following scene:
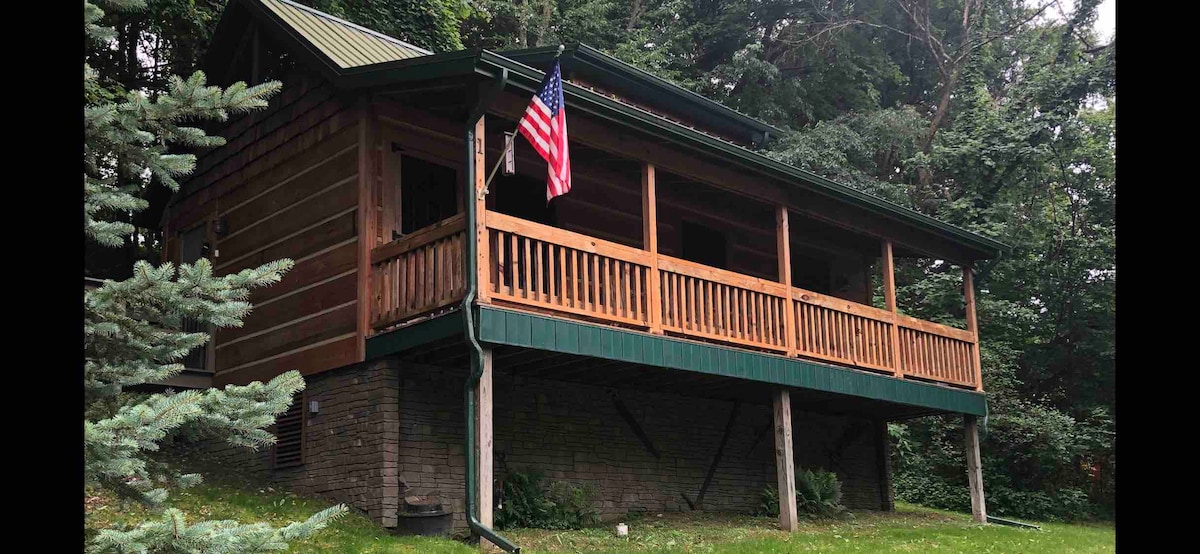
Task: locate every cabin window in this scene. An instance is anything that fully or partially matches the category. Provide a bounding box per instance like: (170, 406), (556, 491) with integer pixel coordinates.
(272, 395), (305, 469)
(179, 224), (207, 265)
(178, 224), (209, 370)
(680, 220), (727, 269)
(400, 155), (459, 235)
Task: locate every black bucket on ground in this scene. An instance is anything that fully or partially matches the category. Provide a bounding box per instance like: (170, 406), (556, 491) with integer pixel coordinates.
(395, 494), (453, 537)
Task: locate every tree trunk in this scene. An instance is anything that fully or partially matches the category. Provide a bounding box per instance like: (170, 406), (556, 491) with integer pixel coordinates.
(923, 69), (960, 153)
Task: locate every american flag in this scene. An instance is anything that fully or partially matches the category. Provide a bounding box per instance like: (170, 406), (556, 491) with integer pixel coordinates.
(517, 60), (571, 202)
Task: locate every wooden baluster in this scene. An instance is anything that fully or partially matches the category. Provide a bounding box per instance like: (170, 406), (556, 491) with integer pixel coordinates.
(588, 254), (597, 313)
(623, 262), (632, 319)
(521, 236), (532, 300)
(796, 303), (806, 353)
(694, 278), (702, 332)
(603, 258), (612, 316)
(613, 261), (623, 318)
(634, 265), (644, 323)
(426, 244), (435, 309)
(718, 285), (728, 337)
(536, 240), (546, 303)
(439, 238), (448, 303)
(506, 233), (515, 297)
(684, 277), (692, 331)
(570, 249), (579, 309)
(675, 274), (683, 330)
(416, 246), (425, 311)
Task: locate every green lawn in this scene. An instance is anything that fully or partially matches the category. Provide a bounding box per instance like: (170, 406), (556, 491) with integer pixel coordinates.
(86, 477), (1113, 553)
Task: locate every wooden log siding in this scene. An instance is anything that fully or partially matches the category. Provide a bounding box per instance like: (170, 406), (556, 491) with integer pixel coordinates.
(172, 73), (362, 387)
(369, 213), (468, 330)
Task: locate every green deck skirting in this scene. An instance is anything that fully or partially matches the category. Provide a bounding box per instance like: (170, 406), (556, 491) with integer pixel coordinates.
(365, 310), (466, 359)
(367, 307), (987, 416)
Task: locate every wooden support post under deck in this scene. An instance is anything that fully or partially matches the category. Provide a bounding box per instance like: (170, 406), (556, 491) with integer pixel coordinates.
(882, 240), (902, 378)
(772, 389), (798, 531)
(963, 265), (983, 391)
(964, 414), (986, 523)
(776, 207), (796, 356)
(475, 348), (495, 538)
(475, 118), (490, 303)
(642, 163), (662, 333)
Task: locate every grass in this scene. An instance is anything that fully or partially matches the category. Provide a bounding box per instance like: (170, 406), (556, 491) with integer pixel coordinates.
(85, 476), (1114, 554)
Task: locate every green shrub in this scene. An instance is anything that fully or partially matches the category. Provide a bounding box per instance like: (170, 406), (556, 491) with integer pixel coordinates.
(757, 483), (780, 517)
(495, 469), (599, 530)
(796, 468), (845, 516)
(756, 468), (846, 519)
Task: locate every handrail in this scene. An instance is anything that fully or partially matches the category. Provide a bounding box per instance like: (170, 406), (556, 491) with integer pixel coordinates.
(486, 211), (652, 266)
(371, 213), (466, 264)
(790, 287), (975, 343)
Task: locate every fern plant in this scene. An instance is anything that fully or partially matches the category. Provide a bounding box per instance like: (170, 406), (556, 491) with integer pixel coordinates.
(757, 467), (847, 519)
(495, 469), (598, 530)
(796, 468), (845, 516)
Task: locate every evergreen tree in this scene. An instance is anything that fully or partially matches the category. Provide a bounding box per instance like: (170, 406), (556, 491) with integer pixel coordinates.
(84, 1), (346, 551)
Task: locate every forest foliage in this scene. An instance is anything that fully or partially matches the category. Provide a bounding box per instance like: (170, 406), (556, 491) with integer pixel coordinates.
(88, 0), (1115, 522)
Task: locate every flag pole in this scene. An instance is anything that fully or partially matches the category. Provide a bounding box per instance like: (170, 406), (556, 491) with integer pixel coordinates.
(479, 45), (566, 200)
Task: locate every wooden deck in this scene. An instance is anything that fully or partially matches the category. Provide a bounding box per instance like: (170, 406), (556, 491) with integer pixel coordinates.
(369, 211), (982, 390)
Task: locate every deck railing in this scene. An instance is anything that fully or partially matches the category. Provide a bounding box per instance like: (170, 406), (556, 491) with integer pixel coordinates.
(792, 290), (896, 374)
(369, 213), (467, 330)
(485, 212), (652, 328)
(658, 256), (789, 353)
(371, 211), (980, 389)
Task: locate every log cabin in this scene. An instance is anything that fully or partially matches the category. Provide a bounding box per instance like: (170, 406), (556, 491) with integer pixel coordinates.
(163, 0), (1002, 547)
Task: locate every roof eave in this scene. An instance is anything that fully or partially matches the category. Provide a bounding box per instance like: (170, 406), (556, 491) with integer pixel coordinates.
(471, 51), (1008, 260)
(501, 43), (785, 140)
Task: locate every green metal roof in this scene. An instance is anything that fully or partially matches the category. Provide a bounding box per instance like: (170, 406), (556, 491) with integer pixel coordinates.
(252, 0), (429, 69)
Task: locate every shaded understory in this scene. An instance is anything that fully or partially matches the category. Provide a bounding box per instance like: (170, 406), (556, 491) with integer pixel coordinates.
(85, 475), (1114, 553)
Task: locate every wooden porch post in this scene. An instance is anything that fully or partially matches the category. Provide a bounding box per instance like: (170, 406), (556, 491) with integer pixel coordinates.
(964, 414), (987, 523)
(773, 389), (798, 531)
(776, 207), (796, 356)
(882, 240), (902, 377)
(475, 348), (495, 533)
(475, 118), (490, 303)
(642, 163), (662, 333)
(963, 264), (983, 391)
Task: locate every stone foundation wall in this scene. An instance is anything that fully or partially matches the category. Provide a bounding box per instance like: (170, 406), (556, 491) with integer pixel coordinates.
(176, 358), (402, 527)
(179, 357), (892, 529)
(396, 362), (890, 528)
